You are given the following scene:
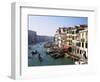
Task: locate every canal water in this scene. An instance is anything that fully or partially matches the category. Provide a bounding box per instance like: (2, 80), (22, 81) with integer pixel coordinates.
(28, 42), (75, 66)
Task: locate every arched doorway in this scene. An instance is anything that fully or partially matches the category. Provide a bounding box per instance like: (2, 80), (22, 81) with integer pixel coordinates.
(68, 47), (72, 53)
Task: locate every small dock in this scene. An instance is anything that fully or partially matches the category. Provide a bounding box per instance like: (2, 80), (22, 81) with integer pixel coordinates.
(65, 52), (81, 61)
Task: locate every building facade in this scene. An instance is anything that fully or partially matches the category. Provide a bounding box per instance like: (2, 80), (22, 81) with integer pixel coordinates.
(54, 25), (88, 64)
(75, 25), (88, 64)
(54, 27), (68, 48)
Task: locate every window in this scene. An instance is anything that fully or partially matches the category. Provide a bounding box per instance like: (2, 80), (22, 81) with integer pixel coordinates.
(76, 42), (80, 47)
(86, 32), (88, 39)
(79, 42), (81, 47)
(77, 49), (79, 53)
(82, 33), (84, 38)
(86, 42), (87, 48)
(82, 42), (84, 48)
(63, 28), (66, 32)
(72, 36), (74, 40)
(72, 31), (74, 34)
(80, 50), (82, 54)
(59, 29), (61, 34)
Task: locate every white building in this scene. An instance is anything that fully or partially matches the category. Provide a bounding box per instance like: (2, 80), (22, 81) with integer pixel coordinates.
(54, 25), (88, 64)
(54, 28), (67, 48)
(76, 26), (88, 64)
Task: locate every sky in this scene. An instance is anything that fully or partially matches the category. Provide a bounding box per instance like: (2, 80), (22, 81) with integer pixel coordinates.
(28, 15), (88, 36)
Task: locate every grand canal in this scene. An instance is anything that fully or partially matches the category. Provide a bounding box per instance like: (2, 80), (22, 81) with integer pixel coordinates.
(28, 42), (75, 66)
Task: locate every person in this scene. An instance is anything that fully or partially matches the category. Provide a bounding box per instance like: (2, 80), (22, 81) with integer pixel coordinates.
(31, 50), (37, 56)
(31, 51), (35, 55)
(38, 53), (43, 62)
